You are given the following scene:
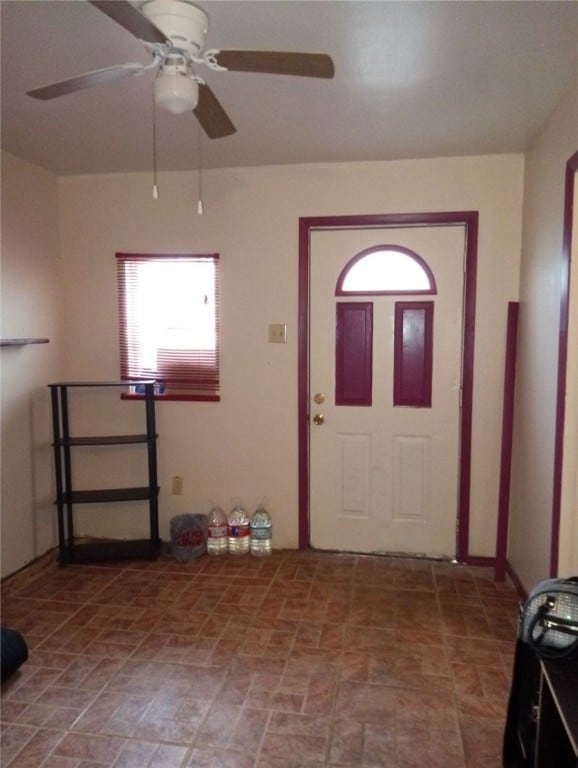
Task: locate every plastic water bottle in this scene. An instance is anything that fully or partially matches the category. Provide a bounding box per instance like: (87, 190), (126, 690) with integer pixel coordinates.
(206, 504), (228, 556)
(227, 500), (250, 554)
(250, 503), (272, 556)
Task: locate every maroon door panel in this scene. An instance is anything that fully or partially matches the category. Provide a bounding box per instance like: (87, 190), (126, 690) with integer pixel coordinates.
(335, 302), (373, 406)
(393, 301), (434, 408)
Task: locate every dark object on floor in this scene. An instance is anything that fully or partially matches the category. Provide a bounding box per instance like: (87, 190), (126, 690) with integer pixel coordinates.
(1, 627), (28, 682)
(503, 638), (540, 767)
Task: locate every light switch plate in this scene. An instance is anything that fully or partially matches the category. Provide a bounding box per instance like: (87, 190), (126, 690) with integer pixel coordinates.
(268, 323), (287, 343)
(172, 475), (183, 495)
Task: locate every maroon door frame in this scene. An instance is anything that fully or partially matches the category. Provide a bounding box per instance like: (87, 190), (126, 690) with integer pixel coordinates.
(551, 150), (578, 576)
(298, 211), (479, 562)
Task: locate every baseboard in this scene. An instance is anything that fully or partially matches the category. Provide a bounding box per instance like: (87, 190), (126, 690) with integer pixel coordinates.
(463, 555), (496, 567)
(1, 548), (58, 586)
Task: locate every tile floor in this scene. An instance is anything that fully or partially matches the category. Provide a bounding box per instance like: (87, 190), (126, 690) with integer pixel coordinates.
(1, 549), (520, 767)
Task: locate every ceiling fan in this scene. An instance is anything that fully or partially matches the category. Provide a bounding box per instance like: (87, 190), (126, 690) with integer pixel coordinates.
(27, 0), (335, 139)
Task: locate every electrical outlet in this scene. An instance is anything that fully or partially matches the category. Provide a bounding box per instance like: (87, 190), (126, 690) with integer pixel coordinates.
(268, 323), (287, 343)
(172, 475), (183, 495)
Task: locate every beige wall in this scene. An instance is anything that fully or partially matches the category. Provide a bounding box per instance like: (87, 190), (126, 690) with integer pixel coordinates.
(57, 154), (523, 556)
(1, 151), (62, 577)
(509, 83), (578, 588)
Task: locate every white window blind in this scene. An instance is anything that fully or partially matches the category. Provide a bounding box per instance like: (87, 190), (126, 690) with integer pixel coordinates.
(116, 253), (220, 400)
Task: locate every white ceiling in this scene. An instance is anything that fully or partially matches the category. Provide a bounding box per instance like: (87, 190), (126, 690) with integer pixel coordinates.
(2, 0), (577, 176)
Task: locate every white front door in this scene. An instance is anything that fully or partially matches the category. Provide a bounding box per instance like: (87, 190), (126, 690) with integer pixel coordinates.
(309, 225), (465, 557)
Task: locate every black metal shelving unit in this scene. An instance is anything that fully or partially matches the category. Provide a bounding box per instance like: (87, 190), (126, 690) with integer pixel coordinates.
(49, 380), (160, 565)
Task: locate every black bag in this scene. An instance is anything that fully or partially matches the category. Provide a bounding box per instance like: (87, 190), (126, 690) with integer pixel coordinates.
(1, 627), (29, 682)
(519, 577), (578, 660)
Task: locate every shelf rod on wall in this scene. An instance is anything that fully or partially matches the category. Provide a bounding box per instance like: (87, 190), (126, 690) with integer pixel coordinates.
(0, 338), (49, 346)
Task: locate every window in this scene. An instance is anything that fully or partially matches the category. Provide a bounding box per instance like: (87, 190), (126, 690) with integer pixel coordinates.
(336, 245), (436, 295)
(116, 253), (220, 401)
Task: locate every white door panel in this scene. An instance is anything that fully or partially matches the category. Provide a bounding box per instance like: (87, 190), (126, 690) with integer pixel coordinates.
(310, 226), (465, 557)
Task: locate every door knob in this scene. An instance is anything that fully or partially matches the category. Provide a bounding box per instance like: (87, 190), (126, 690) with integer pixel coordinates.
(314, 392), (325, 404)
(312, 413), (325, 426)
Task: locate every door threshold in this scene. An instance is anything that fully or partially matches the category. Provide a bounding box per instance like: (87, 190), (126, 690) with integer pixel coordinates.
(310, 546), (455, 563)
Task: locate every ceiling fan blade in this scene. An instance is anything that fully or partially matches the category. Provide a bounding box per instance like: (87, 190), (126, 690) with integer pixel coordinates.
(212, 50), (335, 79)
(27, 63), (147, 100)
(194, 83), (236, 139)
(89, 0), (167, 45)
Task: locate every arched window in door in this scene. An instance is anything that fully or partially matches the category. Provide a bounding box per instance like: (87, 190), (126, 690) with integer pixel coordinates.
(335, 244), (437, 296)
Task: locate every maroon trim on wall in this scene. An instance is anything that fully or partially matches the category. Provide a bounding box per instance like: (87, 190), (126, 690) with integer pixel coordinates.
(495, 302), (519, 582)
(551, 150), (578, 577)
(298, 219), (312, 550)
(458, 213), (479, 562)
(335, 302), (373, 406)
(393, 302), (433, 408)
(298, 211), (479, 559)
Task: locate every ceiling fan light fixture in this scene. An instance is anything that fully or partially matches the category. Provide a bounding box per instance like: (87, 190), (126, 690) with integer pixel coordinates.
(154, 70), (198, 113)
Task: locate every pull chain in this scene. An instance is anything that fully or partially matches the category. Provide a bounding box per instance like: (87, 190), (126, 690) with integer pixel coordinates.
(152, 89), (159, 200)
(197, 121), (204, 214)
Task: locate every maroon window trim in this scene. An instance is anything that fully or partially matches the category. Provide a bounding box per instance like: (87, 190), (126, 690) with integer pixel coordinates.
(336, 244), (437, 296)
(335, 302), (373, 406)
(393, 302), (434, 408)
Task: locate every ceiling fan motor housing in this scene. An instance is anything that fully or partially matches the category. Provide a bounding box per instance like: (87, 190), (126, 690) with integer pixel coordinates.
(142, 0), (208, 56)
